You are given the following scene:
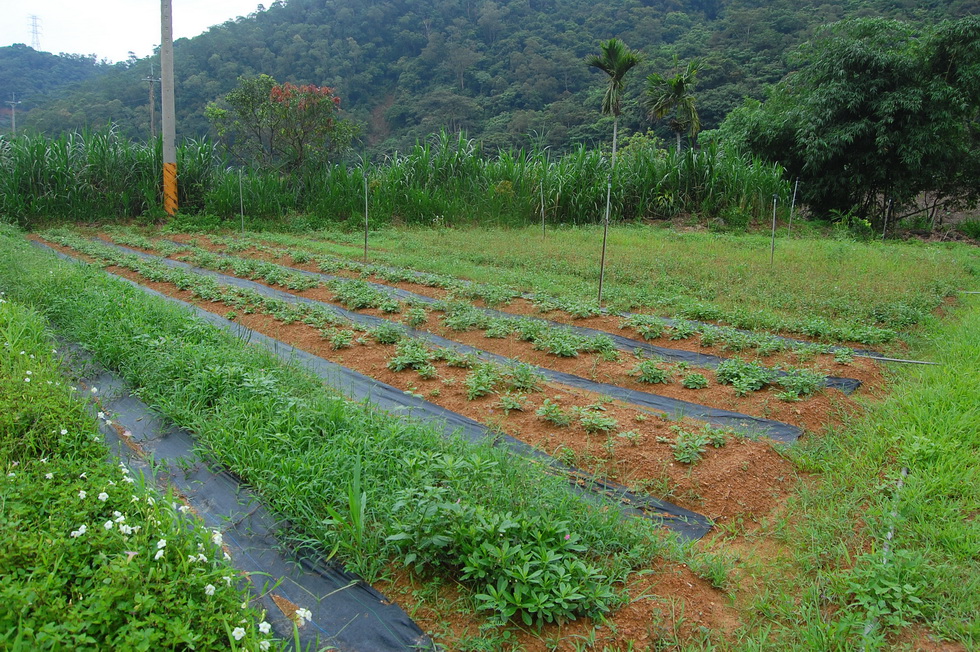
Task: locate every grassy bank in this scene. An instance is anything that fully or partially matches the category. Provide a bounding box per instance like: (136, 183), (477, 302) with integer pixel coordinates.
(0, 295), (275, 649)
(741, 298), (980, 647)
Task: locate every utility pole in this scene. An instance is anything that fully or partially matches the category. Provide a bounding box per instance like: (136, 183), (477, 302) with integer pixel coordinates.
(160, 0), (178, 216)
(143, 61), (160, 140)
(6, 94), (21, 137)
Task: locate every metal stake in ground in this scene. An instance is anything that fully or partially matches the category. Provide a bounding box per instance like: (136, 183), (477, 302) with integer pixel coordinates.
(769, 194), (778, 265)
(540, 178), (546, 239)
(239, 169), (244, 235)
(363, 165), (369, 263)
(597, 173), (613, 305)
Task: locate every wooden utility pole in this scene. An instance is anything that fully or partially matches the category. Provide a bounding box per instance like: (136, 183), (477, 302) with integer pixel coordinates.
(6, 94), (21, 137)
(160, 0), (178, 215)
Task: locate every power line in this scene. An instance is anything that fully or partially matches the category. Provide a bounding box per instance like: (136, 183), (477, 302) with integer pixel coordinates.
(143, 60), (161, 140)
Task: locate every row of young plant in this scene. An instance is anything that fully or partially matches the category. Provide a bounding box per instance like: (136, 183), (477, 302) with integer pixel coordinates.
(3, 227), (673, 629)
(1, 128), (790, 229)
(80, 231), (831, 401)
(0, 295), (279, 649)
(167, 228), (895, 346)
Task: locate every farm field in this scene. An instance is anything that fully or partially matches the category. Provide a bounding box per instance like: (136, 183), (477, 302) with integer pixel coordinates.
(2, 222), (979, 650)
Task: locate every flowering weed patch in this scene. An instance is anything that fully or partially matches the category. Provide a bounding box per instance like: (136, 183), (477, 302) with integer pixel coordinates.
(0, 296), (276, 650)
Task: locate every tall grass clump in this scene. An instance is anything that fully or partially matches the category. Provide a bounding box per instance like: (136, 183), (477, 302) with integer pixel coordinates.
(0, 129), (215, 227)
(0, 226), (668, 628)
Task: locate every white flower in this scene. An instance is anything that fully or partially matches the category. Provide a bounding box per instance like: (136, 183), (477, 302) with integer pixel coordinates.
(178, 505), (190, 513)
(145, 496), (155, 506)
(45, 473), (53, 479)
(231, 627), (246, 641)
(23, 377), (30, 383)
(119, 524), (133, 535)
(223, 576), (232, 586)
(156, 539), (167, 549)
(105, 420), (112, 426)
(196, 553), (208, 563)
(123, 476), (135, 484)
(98, 492), (108, 501)
(78, 490), (87, 499)
(223, 552), (231, 561)
(211, 530), (223, 546)
(104, 521), (113, 530)
(260, 641), (271, 651)
(60, 429), (68, 435)
(115, 514), (126, 523)
(205, 583), (215, 596)
(40, 457), (48, 464)
(154, 549), (164, 560)
(295, 607), (312, 625)
(98, 412), (105, 419)
(25, 370), (32, 375)
(258, 621), (271, 634)
(90, 387), (97, 393)
(7, 472), (14, 478)
(70, 524), (88, 537)
(79, 472), (86, 478)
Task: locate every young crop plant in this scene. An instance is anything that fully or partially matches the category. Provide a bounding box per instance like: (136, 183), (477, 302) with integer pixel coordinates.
(465, 363), (503, 400)
(716, 358), (776, 396)
(833, 348), (855, 365)
(434, 348), (480, 369)
(536, 399), (573, 427)
(328, 329), (355, 350)
(774, 367), (827, 401)
(630, 359), (672, 384)
(368, 322), (405, 345)
(668, 321), (697, 340)
(576, 407), (619, 435)
(622, 314), (666, 340)
(682, 373), (709, 389)
(534, 327), (585, 357)
(504, 362), (545, 392)
(496, 391), (528, 415)
(387, 338), (435, 372)
(670, 427), (711, 464)
(404, 306), (429, 329)
(440, 302), (492, 332)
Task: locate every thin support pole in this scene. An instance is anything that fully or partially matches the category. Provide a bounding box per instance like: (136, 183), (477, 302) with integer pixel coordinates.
(597, 176), (612, 305)
(363, 168), (369, 263)
(769, 195), (778, 266)
(788, 179), (799, 234)
(239, 169), (244, 234)
(540, 179), (546, 239)
(882, 198), (893, 241)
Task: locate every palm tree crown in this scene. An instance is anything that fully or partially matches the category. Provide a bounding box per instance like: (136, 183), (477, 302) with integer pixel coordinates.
(587, 38), (643, 118)
(645, 58), (703, 150)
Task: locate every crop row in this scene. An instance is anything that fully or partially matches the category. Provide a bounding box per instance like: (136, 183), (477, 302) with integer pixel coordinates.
(2, 227), (678, 629)
(180, 228), (902, 345)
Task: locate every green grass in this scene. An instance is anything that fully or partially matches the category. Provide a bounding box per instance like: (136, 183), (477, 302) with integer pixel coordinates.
(740, 299), (980, 647)
(0, 295), (276, 649)
(0, 226), (671, 631)
(217, 224), (979, 344)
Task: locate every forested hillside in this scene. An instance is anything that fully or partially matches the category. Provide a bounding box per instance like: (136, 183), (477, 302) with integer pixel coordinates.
(7, 0), (977, 156)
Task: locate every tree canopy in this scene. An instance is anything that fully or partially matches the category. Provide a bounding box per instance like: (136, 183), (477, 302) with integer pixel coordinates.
(720, 17), (980, 223)
(205, 74), (357, 171)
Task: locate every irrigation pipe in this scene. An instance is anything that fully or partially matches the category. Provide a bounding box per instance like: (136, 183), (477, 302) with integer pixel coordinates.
(32, 240), (715, 539)
(853, 355), (939, 366)
(860, 467), (910, 648)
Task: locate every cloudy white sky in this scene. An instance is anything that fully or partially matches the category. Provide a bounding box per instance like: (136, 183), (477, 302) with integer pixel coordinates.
(0, 0), (265, 63)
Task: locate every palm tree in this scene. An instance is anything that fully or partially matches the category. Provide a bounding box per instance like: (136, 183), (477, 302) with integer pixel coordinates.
(645, 58), (702, 151)
(587, 38), (642, 304)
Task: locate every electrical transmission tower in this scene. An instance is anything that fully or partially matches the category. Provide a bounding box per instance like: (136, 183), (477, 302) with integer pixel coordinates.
(30, 15), (42, 50)
(143, 61), (161, 140)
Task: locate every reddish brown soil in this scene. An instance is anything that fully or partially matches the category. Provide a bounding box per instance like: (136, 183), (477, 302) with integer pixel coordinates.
(41, 233), (880, 649)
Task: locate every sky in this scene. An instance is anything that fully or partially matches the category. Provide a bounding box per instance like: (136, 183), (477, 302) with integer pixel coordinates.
(0, 0), (265, 63)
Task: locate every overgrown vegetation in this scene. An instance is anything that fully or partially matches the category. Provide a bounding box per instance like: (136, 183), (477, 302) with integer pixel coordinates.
(0, 296), (276, 649)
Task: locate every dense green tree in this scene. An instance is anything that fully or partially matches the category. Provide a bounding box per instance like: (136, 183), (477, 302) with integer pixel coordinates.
(644, 58), (702, 151)
(205, 74), (357, 171)
(721, 17), (980, 224)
